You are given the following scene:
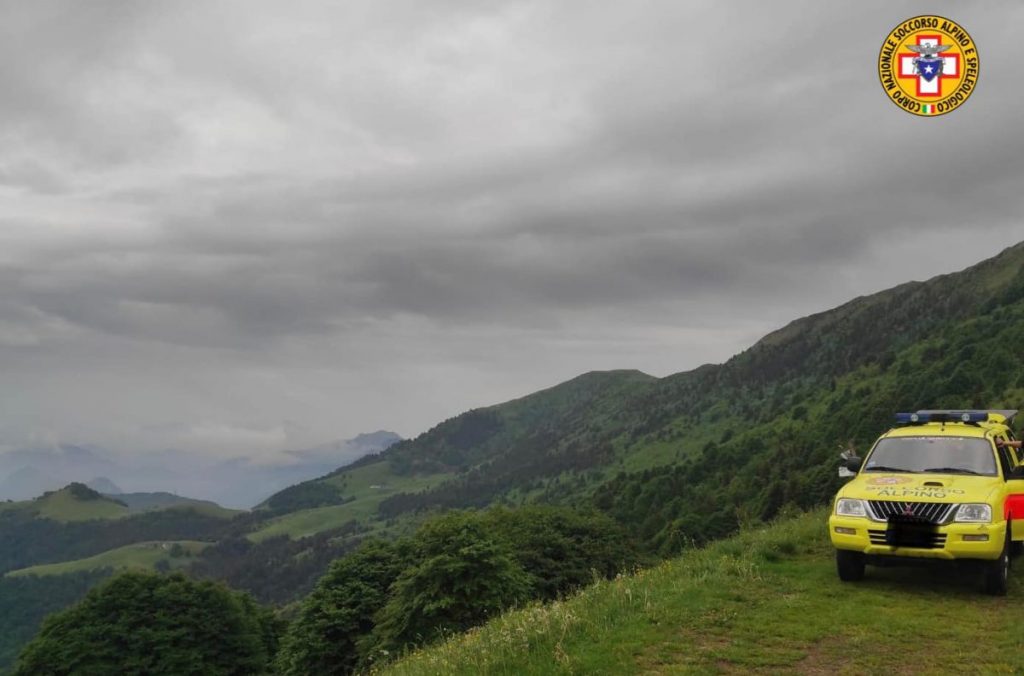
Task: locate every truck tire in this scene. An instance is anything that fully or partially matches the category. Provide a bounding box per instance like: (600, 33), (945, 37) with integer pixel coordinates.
(836, 549), (865, 582)
(984, 527), (1010, 596)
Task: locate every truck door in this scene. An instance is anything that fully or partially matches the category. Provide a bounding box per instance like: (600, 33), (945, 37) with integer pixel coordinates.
(999, 433), (1024, 527)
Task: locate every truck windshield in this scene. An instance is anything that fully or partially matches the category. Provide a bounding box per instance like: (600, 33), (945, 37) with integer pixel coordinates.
(863, 436), (997, 476)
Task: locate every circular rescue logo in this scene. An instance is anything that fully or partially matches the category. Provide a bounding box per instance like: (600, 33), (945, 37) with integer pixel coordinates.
(878, 16), (979, 116)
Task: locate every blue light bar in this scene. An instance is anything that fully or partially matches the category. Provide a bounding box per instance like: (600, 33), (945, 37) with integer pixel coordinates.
(895, 411), (990, 424)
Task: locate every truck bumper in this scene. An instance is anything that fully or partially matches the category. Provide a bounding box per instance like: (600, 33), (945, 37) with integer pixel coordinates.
(828, 515), (1006, 561)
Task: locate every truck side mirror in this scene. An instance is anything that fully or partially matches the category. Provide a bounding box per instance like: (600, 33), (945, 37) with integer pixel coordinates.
(838, 448), (860, 478)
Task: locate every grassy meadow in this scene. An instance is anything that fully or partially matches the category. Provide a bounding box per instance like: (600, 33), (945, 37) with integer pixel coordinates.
(6, 541), (210, 578)
(248, 462), (452, 542)
(381, 510), (1024, 675)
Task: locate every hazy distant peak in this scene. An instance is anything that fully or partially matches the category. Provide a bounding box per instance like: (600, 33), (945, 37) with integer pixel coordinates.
(0, 465), (60, 502)
(86, 477), (123, 495)
(347, 430), (403, 447)
(287, 431), (402, 461)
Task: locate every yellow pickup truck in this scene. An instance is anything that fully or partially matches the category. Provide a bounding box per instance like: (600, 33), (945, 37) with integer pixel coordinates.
(829, 410), (1024, 595)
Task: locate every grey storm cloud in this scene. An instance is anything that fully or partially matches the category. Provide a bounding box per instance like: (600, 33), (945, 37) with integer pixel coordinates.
(2, 0), (1024, 463)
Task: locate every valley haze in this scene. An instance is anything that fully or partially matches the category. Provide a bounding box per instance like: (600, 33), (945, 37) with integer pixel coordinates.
(0, 431), (402, 507)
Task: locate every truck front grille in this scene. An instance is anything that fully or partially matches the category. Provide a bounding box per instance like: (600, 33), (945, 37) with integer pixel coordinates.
(867, 500), (955, 524)
(869, 529), (947, 550)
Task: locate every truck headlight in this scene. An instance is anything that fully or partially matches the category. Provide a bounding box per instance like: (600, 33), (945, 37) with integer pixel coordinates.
(954, 503), (992, 523)
(835, 498), (868, 518)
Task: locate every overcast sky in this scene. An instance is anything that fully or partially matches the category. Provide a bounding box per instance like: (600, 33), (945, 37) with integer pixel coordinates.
(2, 1), (1023, 460)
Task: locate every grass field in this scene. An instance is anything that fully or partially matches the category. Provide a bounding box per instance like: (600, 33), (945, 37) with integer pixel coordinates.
(248, 462), (452, 542)
(0, 490), (237, 523)
(5, 541), (210, 578)
(381, 509), (1024, 675)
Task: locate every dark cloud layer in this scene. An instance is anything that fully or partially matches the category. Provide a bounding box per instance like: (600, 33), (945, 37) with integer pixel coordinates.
(1, 1), (1023, 460)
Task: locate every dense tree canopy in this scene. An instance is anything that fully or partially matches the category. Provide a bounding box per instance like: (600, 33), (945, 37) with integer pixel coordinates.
(0, 571), (110, 673)
(14, 572), (279, 676)
(481, 505), (638, 600)
(275, 539), (406, 676)
(371, 512), (532, 653)
(276, 504), (636, 674)
(187, 520), (362, 604)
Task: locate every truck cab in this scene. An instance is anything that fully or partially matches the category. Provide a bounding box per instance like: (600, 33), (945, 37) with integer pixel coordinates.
(829, 409), (1024, 595)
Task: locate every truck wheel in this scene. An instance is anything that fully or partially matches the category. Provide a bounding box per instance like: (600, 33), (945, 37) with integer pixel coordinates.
(836, 549), (865, 582)
(984, 531), (1010, 596)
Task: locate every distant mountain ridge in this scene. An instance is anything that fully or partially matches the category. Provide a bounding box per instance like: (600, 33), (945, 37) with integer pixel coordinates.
(106, 492), (238, 516)
(285, 431), (403, 464)
(0, 431), (403, 507)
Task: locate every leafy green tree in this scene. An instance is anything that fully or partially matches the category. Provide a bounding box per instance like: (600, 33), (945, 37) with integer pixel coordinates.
(371, 512), (531, 654)
(0, 571), (110, 673)
(482, 505), (638, 599)
(14, 572), (276, 675)
(275, 539), (405, 676)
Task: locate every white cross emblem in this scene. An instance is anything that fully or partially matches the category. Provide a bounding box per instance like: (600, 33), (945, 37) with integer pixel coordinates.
(899, 36), (959, 97)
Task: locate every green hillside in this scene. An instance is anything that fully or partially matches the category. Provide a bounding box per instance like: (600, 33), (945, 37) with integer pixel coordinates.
(250, 369), (658, 540)
(249, 460), (452, 542)
(0, 485), (239, 523)
(383, 510), (1024, 675)
(0, 496), (240, 578)
(253, 242), (1024, 552)
(0, 483), (131, 522)
(112, 492), (240, 517)
(5, 541), (210, 578)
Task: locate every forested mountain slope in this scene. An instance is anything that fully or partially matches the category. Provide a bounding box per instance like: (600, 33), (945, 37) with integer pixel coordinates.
(258, 242), (1024, 552)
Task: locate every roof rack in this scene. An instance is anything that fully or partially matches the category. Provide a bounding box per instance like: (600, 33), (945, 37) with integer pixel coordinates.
(895, 410), (1019, 425)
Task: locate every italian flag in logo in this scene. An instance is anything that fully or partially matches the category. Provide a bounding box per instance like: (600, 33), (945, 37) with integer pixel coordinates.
(920, 103), (935, 115)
